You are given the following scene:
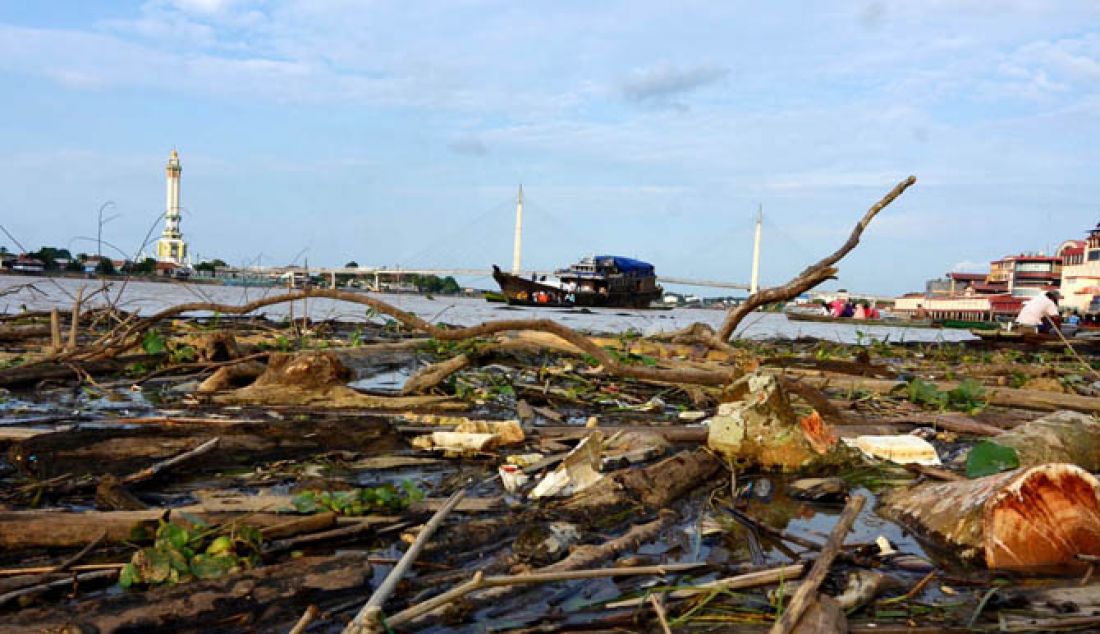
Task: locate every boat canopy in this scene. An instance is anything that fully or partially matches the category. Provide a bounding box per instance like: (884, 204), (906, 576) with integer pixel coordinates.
(592, 256), (655, 275)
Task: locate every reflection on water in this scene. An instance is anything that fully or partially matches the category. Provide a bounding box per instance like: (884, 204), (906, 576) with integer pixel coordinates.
(1, 275), (974, 344)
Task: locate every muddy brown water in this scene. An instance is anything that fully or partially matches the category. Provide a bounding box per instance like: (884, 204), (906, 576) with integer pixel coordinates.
(1, 274), (975, 344)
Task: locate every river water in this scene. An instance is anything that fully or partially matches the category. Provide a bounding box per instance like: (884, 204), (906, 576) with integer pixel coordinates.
(0, 275), (973, 344)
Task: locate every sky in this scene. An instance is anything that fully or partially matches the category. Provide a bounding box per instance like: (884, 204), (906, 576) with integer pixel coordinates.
(0, 0), (1098, 295)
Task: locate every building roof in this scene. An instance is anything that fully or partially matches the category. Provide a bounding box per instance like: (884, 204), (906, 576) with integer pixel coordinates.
(948, 272), (986, 281)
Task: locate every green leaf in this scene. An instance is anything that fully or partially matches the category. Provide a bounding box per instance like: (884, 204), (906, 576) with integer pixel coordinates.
(205, 535), (234, 556)
(967, 441), (1020, 478)
(190, 554), (238, 580)
(119, 562), (139, 588)
(291, 491), (319, 513)
(134, 548), (172, 584)
(157, 522), (190, 550)
(142, 329), (167, 355)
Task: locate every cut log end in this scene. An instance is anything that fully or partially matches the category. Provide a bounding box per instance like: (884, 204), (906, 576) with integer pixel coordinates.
(983, 464), (1100, 572)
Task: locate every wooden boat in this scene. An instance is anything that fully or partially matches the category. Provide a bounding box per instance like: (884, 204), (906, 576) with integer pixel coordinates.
(938, 319), (1001, 331)
(783, 310), (936, 329)
(491, 255), (663, 309)
(969, 326), (1098, 349)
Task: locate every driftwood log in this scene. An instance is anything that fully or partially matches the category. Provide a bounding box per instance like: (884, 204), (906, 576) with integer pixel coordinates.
(982, 410), (1100, 470)
(556, 449), (720, 521)
(787, 374), (1100, 414)
(0, 554), (372, 633)
(210, 351), (460, 409)
(0, 508), (350, 549)
(881, 463), (1100, 572)
(404, 510), (683, 627)
(8, 416), (403, 478)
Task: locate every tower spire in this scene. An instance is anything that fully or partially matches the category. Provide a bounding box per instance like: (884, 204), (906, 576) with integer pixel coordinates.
(512, 184), (524, 274)
(155, 149), (188, 266)
(750, 204), (763, 295)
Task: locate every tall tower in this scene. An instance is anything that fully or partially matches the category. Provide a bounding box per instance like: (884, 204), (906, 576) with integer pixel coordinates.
(155, 149), (188, 266)
(512, 184), (524, 274)
(750, 204), (762, 295)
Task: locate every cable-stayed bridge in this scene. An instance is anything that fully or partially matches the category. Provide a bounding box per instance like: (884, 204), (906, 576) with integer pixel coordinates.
(224, 266), (752, 291)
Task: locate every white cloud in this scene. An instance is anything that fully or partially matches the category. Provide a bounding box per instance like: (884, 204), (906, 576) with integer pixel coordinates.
(951, 260), (988, 272)
(620, 62), (728, 110)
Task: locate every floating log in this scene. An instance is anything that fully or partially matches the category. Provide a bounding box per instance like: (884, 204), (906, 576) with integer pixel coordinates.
(0, 324), (52, 342)
(0, 508), (366, 549)
(785, 374), (1100, 414)
(556, 449), (719, 521)
(211, 350), (460, 409)
(0, 354), (163, 388)
(8, 417), (402, 478)
(881, 463), (1100, 572)
(984, 410), (1100, 471)
(0, 554), (372, 633)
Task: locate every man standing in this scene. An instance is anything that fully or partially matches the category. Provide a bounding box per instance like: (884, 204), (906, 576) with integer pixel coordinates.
(1016, 290), (1062, 333)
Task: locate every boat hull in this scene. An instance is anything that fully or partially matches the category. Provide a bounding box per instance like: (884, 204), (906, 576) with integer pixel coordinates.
(784, 311), (936, 329)
(492, 266), (661, 309)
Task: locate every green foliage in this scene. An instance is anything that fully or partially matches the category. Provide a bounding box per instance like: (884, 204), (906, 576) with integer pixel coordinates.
(291, 482), (424, 516)
(966, 441), (1020, 478)
(119, 518), (262, 589)
(349, 328), (365, 347)
(603, 347), (658, 367)
(27, 246), (73, 270)
(169, 343), (196, 364)
(95, 258), (117, 276)
(194, 259), (228, 273)
(903, 378), (987, 414)
(423, 337), (482, 358)
(141, 329), (167, 355)
(271, 335), (293, 352)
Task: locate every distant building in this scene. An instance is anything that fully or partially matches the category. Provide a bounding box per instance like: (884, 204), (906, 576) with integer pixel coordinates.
(154, 149), (189, 266)
(10, 256), (45, 273)
(926, 272), (986, 296)
(1058, 227), (1100, 312)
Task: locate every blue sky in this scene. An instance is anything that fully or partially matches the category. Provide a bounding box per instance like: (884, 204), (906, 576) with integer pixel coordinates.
(0, 0), (1098, 295)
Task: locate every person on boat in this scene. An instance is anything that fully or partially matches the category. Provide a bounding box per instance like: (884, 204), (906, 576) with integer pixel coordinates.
(913, 304), (929, 320)
(1015, 290), (1061, 334)
(841, 301), (855, 318)
(829, 299), (844, 318)
(868, 303), (881, 320)
(1067, 310), (1081, 327)
(853, 303), (868, 320)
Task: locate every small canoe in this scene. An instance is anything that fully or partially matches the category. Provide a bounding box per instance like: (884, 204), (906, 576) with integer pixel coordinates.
(784, 311), (936, 329)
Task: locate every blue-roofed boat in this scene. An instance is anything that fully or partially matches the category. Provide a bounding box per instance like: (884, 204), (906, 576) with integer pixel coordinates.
(492, 255), (663, 308)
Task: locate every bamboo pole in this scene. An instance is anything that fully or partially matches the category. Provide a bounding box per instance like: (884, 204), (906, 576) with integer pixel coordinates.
(343, 489), (466, 633)
(67, 286), (84, 352)
(385, 562), (706, 628)
(770, 495), (865, 634)
(49, 308), (61, 353)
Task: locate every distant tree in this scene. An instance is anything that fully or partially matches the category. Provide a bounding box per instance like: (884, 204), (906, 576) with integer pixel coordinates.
(131, 258), (157, 274)
(29, 247), (73, 271)
(95, 258), (116, 276)
(194, 259), (227, 274)
(345, 261), (359, 268)
(0, 245), (9, 255)
(65, 260), (84, 272)
(439, 276), (460, 294)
